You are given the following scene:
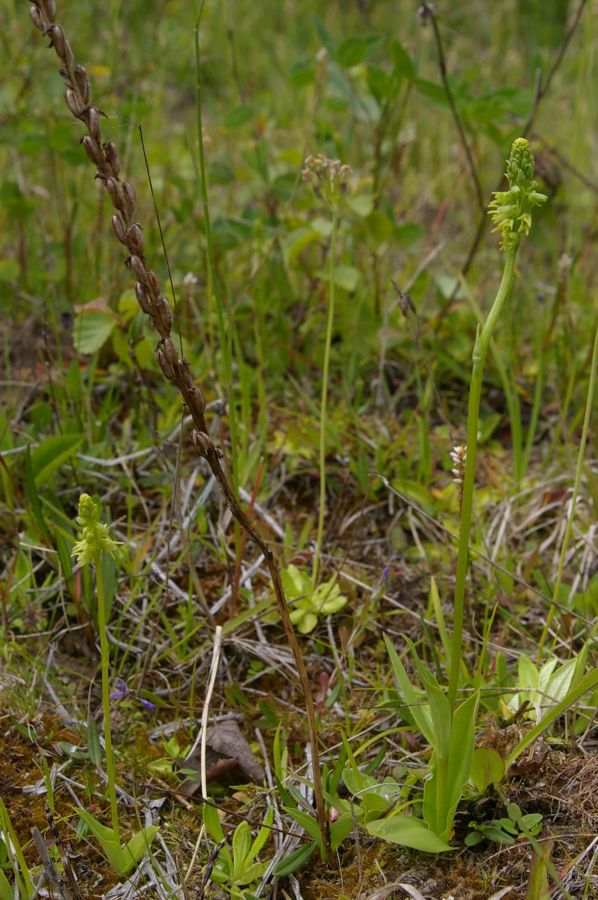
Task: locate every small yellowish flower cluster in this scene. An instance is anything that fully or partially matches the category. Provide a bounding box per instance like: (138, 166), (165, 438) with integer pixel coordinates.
(72, 493), (121, 566)
(488, 138), (547, 251)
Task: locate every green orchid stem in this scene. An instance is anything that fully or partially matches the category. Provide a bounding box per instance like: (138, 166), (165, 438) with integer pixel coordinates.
(313, 204), (339, 590)
(448, 247), (518, 711)
(96, 551), (120, 843)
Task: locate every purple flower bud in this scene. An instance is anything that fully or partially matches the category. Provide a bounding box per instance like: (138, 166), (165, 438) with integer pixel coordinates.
(110, 677), (130, 702)
(139, 697), (156, 711)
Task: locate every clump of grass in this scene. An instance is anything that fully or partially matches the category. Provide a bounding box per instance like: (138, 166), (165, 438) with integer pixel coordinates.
(28, 0), (329, 856)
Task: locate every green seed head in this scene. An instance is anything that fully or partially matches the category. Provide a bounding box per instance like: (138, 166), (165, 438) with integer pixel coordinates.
(72, 493), (121, 566)
(488, 138), (547, 251)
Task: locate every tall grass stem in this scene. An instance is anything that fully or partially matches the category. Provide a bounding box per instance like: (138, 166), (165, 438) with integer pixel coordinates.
(313, 206), (338, 589)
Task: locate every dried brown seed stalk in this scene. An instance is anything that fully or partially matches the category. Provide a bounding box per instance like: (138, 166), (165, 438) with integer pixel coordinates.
(28, 0), (330, 854)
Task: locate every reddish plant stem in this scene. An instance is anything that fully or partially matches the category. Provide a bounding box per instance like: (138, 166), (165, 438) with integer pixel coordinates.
(28, 0), (329, 855)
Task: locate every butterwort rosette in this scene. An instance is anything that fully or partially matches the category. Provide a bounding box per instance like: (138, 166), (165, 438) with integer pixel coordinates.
(488, 138), (547, 251)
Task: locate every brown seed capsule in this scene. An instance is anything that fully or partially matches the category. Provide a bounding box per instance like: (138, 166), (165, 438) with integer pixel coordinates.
(86, 107), (101, 141)
(160, 337), (178, 367)
(42, 0), (56, 20)
(191, 430), (212, 456)
(111, 214), (126, 244)
(146, 270), (161, 299)
(135, 281), (153, 314)
(65, 89), (85, 118)
(176, 357), (194, 391)
(49, 24), (65, 57)
(81, 135), (105, 169)
(30, 5), (46, 31)
(127, 255), (148, 285)
(125, 224), (144, 256)
(103, 141), (121, 178)
(105, 177), (123, 210)
(153, 296), (172, 338)
(156, 347), (176, 381)
(188, 385), (206, 419)
(121, 182), (136, 220)
(74, 65), (90, 103)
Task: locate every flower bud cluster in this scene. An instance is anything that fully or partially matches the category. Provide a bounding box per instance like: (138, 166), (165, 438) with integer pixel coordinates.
(301, 155), (352, 208)
(488, 138), (547, 251)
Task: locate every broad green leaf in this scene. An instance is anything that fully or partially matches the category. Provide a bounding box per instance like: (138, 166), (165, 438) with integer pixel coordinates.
(73, 309), (115, 354)
(273, 841), (316, 877)
(77, 809), (128, 875)
(384, 635), (434, 746)
(470, 747), (504, 792)
(202, 803), (224, 843)
(232, 821), (251, 869)
(390, 40), (415, 80)
(336, 35), (380, 67)
(124, 826), (159, 869)
(247, 808), (273, 863)
(316, 265), (361, 292)
(366, 814), (451, 853)
(330, 812), (354, 851)
(444, 691), (479, 832)
(285, 807), (323, 846)
(30, 434), (83, 485)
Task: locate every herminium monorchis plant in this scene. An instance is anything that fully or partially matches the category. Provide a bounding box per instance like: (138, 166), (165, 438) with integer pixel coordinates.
(376, 139), (547, 854)
(29, 0), (329, 855)
(72, 494), (159, 875)
(301, 155), (351, 590)
(449, 137), (547, 709)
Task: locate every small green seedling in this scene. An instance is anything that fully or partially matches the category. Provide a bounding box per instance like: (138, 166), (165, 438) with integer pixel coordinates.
(466, 801), (543, 847)
(280, 564), (347, 634)
(202, 803), (273, 899)
(148, 735), (193, 778)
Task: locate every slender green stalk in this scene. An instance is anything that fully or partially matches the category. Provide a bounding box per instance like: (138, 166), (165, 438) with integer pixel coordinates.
(313, 205), (338, 589)
(72, 494), (122, 840)
(96, 551), (120, 842)
(448, 138), (546, 710)
(537, 317), (598, 657)
(448, 250), (517, 709)
(193, 2), (239, 480)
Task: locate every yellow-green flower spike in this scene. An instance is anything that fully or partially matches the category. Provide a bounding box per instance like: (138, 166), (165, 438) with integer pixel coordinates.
(488, 138), (547, 251)
(72, 493), (121, 566)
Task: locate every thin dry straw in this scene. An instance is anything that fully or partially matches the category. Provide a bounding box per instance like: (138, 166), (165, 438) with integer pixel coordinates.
(28, 0), (329, 853)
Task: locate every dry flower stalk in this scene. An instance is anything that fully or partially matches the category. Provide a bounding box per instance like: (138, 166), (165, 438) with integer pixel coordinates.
(29, 0), (329, 852)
